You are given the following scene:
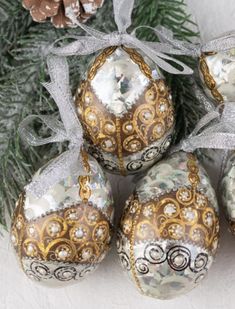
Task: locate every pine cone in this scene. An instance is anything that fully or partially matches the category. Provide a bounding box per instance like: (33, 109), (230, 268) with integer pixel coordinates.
(22, 0), (104, 28)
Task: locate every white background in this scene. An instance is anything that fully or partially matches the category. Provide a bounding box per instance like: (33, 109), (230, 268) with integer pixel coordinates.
(1, 1), (235, 308)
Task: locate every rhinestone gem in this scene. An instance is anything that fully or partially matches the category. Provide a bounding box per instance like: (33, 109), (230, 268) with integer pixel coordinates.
(174, 255), (184, 266)
(126, 124), (133, 131)
(69, 213), (78, 220)
(38, 267), (47, 275)
(156, 124), (163, 133)
(160, 103), (167, 112)
(182, 208), (196, 221)
(105, 123), (115, 133)
(28, 226), (35, 236)
(85, 95), (91, 104)
(58, 250), (69, 260)
(27, 244), (35, 254)
(87, 113), (96, 121)
(164, 203), (177, 217)
(49, 223), (61, 235)
(82, 249), (91, 260)
(143, 111), (151, 120)
(96, 228), (104, 238)
(104, 139), (113, 148)
(75, 228), (84, 239)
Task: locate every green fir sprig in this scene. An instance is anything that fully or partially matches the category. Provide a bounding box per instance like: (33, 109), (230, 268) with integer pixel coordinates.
(0, 0), (201, 227)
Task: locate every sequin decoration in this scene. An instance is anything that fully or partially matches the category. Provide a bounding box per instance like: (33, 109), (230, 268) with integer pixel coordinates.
(117, 151), (219, 299)
(11, 151), (114, 286)
(221, 151), (235, 234)
(75, 46), (175, 175)
(199, 48), (235, 103)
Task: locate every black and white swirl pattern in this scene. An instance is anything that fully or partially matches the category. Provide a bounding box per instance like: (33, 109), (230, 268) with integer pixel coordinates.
(119, 252), (131, 271)
(26, 261), (52, 281)
(116, 231), (124, 254)
(54, 266), (77, 281)
(141, 146), (161, 162)
(135, 258), (149, 274)
(167, 246), (191, 271)
(160, 135), (172, 154)
(126, 160), (143, 172)
(144, 243), (166, 264)
(194, 270), (207, 284)
(24, 260), (96, 282)
(103, 160), (119, 172)
(190, 253), (209, 273)
(79, 265), (97, 278)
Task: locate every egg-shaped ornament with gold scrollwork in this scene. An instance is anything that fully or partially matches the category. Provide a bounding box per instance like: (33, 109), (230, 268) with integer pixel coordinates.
(117, 151), (219, 299)
(10, 150), (114, 286)
(199, 32), (235, 104)
(75, 46), (175, 175)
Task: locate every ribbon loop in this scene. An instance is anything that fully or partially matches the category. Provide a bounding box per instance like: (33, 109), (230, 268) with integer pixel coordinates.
(19, 114), (67, 147)
(19, 55), (85, 198)
(113, 0), (134, 33)
(47, 0), (194, 76)
(173, 102), (235, 153)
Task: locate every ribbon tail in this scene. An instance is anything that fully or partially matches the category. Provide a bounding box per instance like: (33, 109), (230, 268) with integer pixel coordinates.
(202, 31), (235, 53)
(43, 55), (83, 143)
(129, 37), (193, 75)
(113, 0), (135, 33)
(181, 133), (235, 153)
(18, 114), (67, 146)
(49, 37), (110, 57)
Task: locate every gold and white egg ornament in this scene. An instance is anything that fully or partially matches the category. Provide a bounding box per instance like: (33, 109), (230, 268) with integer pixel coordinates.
(199, 37), (235, 103)
(221, 151), (235, 234)
(75, 46), (175, 175)
(11, 151), (114, 286)
(117, 151), (219, 299)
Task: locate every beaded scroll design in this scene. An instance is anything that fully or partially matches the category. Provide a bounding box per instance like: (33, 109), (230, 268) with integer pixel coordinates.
(199, 53), (224, 103)
(75, 46), (174, 175)
(118, 153), (219, 293)
(11, 152), (112, 277)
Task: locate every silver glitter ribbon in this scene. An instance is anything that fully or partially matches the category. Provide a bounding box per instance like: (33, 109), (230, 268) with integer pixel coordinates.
(19, 55), (84, 198)
(172, 102), (235, 153)
(46, 0), (195, 75)
(201, 31), (235, 54)
(139, 27), (235, 57)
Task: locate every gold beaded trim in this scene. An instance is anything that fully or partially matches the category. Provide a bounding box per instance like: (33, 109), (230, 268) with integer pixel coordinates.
(79, 149), (92, 202)
(88, 46), (118, 81)
(115, 117), (126, 175)
(121, 153), (219, 292)
(11, 195), (112, 264)
(76, 46), (174, 174)
(199, 54), (224, 103)
(129, 199), (144, 294)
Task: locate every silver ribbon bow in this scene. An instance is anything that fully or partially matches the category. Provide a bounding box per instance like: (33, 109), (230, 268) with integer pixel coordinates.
(46, 0), (195, 75)
(173, 102), (235, 153)
(19, 55), (84, 198)
(148, 27), (235, 57)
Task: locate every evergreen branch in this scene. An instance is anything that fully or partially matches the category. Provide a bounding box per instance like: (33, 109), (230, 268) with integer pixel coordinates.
(0, 0), (201, 227)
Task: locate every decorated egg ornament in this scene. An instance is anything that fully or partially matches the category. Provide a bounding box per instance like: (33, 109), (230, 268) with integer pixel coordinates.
(117, 151), (219, 299)
(75, 46), (175, 175)
(11, 151), (114, 286)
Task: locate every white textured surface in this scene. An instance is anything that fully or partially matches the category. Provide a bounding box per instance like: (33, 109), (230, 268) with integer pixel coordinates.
(1, 1), (235, 308)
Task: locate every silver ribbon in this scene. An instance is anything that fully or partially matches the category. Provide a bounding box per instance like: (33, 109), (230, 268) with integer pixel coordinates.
(142, 27), (235, 57)
(19, 55), (84, 198)
(201, 31), (235, 54)
(172, 102), (235, 153)
(45, 0), (195, 75)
